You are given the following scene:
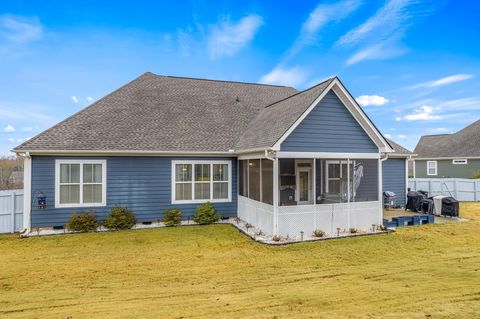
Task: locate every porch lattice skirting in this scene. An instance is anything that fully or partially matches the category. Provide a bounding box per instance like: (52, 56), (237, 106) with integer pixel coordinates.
(238, 195), (380, 237)
(238, 196), (273, 234)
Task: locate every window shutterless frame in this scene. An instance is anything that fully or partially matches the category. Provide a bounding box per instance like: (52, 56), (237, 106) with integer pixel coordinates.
(427, 160), (437, 176)
(171, 160), (232, 204)
(55, 159), (107, 208)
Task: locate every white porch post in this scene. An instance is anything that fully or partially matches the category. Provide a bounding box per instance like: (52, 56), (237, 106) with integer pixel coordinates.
(23, 154), (32, 232)
(378, 157), (383, 225)
(273, 157), (279, 236)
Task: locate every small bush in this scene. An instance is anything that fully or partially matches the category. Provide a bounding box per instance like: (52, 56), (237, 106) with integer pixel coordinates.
(193, 202), (220, 224)
(349, 228), (358, 234)
(472, 170), (480, 179)
(163, 208), (182, 226)
(103, 207), (137, 230)
(312, 229), (326, 238)
(66, 212), (98, 232)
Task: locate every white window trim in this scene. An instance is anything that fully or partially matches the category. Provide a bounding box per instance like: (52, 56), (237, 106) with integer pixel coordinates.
(55, 159), (107, 208)
(171, 160), (232, 204)
(427, 160), (437, 176)
(453, 159), (468, 165)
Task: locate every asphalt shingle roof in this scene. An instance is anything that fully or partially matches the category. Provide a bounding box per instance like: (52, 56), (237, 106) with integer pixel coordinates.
(14, 72), (298, 153)
(414, 119), (480, 158)
(235, 79), (333, 151)
(386, 138), (413, 156)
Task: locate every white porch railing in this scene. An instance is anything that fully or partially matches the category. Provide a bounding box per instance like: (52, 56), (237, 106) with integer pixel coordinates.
(277, 201), (380, 237)
(238, 196), (274, 234)
(409, 178), (480, 201)
(0, 189), (24, 233)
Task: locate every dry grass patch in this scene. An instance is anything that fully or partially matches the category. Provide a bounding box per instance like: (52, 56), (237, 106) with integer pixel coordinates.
(1, 203), (480, 318)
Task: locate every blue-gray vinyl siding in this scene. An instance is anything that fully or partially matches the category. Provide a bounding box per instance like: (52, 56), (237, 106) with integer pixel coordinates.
(281, 90), (379, 153)
(382, 158), (407, 205)
(30, 156), (237, 227)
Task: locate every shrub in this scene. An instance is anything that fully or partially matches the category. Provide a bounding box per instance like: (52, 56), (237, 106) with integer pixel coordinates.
(103, 207), (137, 230)
(193, 202), (220, 224)
(163, 208), (182, 226)
(312, 229), (326, 238)
(472, 170), (480, 179)
(349, 228), (358, 234)
(66, 212), (98, 232)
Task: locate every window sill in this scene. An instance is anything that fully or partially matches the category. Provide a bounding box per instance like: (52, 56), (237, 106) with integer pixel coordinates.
(171, 199), (231, 205)
(55, 203), (106, 209)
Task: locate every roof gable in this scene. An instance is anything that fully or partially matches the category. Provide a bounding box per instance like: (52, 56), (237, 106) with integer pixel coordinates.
(280, 90), (379, 153)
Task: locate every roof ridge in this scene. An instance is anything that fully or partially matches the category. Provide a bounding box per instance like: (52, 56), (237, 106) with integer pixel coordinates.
(13, 72), (150, 152)
(263, 77), (335, 109)
(146, 72), (298, 90)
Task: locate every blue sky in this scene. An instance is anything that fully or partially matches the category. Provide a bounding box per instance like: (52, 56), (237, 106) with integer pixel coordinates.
(1, 0), (479, 155)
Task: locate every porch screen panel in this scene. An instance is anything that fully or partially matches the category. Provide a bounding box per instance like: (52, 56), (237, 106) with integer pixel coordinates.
(238, 160), (248, 197)
(248, 160), (260, 201)
(351, 159), (378, 202)
(261, 159), (273, 205)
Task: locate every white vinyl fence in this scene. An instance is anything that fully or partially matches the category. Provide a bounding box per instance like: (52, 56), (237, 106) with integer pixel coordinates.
(0, 189), (24, 233)
(409, 178), (480, 201)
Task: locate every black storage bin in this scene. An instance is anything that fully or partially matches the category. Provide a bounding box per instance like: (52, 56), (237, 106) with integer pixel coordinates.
(441, 197), (459, 217)
(406, 191), (425, 212)
(421, 198), (434, 215)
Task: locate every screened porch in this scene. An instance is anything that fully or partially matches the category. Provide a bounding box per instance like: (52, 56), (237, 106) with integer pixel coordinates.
(237, 156), (382, 237)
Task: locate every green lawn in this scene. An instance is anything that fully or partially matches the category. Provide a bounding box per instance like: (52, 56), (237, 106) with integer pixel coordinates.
(1, 203), (480, 318)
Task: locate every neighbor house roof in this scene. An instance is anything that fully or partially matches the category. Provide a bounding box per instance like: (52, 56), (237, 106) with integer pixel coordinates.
(386, 138), (413, 157)
(414, 119), (480, 158)
(14, 72), (297, 153)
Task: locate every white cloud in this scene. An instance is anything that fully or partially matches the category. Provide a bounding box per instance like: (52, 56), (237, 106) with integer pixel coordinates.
(287, 0), (362, 57)
(86, 96), (93, 102)
(71, 96), (78, 103)
(404, 105), (441, 121)
(3, 124), (15, 132)
(432, 127), (447, 132)
(346, 41), (406, 65)
(259, 66), (308, 87)
(8, 138), (14, 143)
(397, 134), (407, 139)
(207, 14), (264, 59)
(411, 74), (475, 89)
(355, 94), (389, 107)
(0, 15), (43, 44)
(384, 133), (392, 138)
(338, 0), (436, 65)
(337, 0), (413, 46)
(395, 117), (402, 122)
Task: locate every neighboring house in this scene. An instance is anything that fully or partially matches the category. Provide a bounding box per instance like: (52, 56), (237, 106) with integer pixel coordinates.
(382, 139), (414, 206)
(414, 119), (480, 178)
(15, 72), (401, 237)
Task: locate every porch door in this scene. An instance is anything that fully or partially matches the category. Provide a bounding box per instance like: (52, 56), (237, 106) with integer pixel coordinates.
(296, 166), (312, 205)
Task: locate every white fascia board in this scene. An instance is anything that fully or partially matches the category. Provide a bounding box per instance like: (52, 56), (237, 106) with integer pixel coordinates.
(276, 151), (380, 159)
(15, 149), (236, 157)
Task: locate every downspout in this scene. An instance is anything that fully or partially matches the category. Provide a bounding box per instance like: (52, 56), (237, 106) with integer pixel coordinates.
(379, 153), (389, 225)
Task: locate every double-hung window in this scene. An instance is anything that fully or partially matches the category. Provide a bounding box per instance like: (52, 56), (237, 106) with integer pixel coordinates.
(172, 160), (231, 203)
(55, 160), (107, 208)
(427, 161), (437, 176)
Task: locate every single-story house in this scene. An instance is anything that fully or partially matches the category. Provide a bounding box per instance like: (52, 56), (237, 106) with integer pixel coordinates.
(414, 119), (480, 178)
(15, 72), (407, 237)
